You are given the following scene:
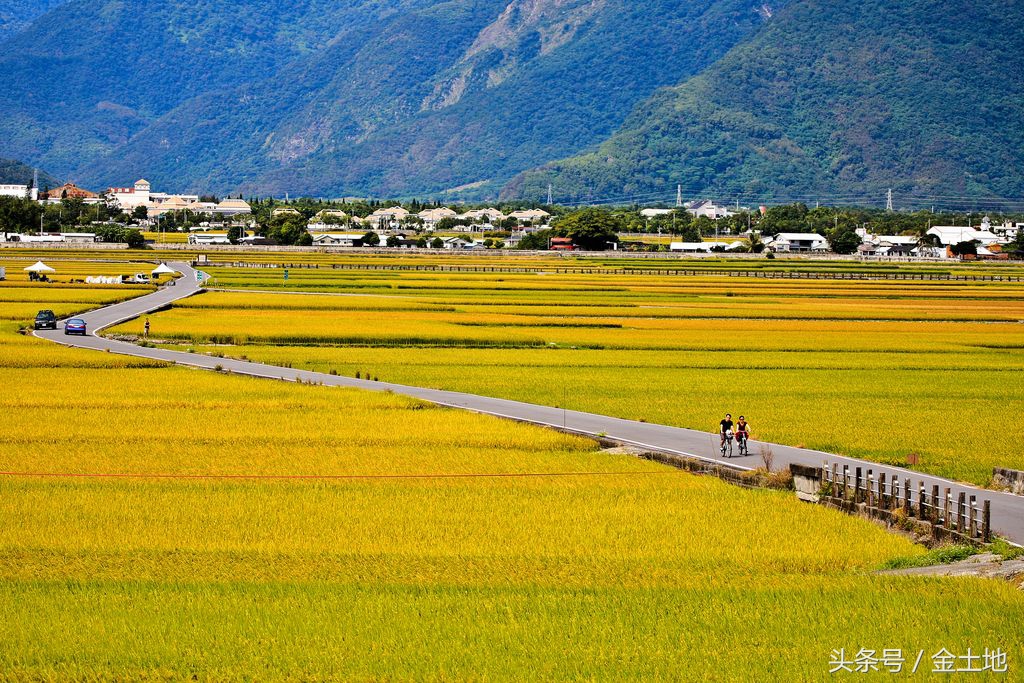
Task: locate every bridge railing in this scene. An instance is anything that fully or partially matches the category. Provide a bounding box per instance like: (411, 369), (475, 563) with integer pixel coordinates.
(821, 461), (991, 544)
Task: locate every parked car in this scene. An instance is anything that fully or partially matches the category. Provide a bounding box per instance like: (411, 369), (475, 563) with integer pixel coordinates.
(64, 318), (87, 336)
(34, 309), (57, 330)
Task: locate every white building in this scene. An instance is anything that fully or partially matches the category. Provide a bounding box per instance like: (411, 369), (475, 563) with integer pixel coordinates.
(925, 225), (1001, 247)
(507, 209), (550, 225)
(687, 200), (734, 220)
(417, 207), (458, 229)
(669, 240), (744, 253)
(640, 208), (674, 219)
(108, 179), (152, 210)
(0, 184), (38, 200)
(187, 233), (231, 245)
(312, 233), (366, 247)
(368, 206), (410, 229)
(767, 233), (829, 252)
(459, 208), (505, 225)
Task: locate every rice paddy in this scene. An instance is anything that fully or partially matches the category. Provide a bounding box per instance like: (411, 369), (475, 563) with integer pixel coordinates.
(110, 261), (1024, 485)
(2, 255), (1023, 679)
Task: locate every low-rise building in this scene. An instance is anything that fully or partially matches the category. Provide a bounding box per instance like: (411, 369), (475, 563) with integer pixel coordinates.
(418, 207), (458, 229)
(687, 200), (734, 220)
(312, 233), (366, 247)
(507, 209), (550, 225)
(669, 240), (744, 253)
(926, 224), (1002, 247)
(767, 233), (829, 252)
(368, 206), (410, 229)
(0, 184), (37, 200)
(188, 233), (231, 245)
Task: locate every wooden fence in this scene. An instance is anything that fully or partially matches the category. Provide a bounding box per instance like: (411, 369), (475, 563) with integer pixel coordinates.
(821, 461), (991, 544)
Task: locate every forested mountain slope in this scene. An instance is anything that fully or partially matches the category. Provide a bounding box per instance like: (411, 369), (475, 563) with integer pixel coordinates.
(0, 0), (781, 196)
(505, 0), (1024, 204)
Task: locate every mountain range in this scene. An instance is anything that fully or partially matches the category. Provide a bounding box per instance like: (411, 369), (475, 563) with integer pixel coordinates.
(1, 0), (1021, 204)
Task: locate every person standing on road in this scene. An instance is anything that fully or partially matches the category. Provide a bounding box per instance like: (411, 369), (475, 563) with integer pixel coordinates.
(719, 413), (734, 449)
(144, 318), (150, 338)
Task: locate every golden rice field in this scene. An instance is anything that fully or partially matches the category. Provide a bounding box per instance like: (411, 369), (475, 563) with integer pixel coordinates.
(2, 263), (1023, 678)
(110, 263), (1024, 485)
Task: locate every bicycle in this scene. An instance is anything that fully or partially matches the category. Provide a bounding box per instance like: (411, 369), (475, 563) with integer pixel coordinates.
(720, 430), (734, 458)
(736, 431), (749, 457)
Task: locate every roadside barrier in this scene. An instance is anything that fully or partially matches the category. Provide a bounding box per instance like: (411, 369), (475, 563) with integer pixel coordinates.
(819, 461), (992, 545)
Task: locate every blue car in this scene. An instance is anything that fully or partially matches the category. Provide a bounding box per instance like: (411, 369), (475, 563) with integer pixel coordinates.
(64, 318), (87, 335)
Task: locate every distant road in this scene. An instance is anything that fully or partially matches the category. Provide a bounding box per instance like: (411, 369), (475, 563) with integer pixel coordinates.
(35, 261), (1024, 545)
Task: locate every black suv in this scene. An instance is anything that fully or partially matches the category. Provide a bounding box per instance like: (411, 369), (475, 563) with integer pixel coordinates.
(34, 309), (57, 330)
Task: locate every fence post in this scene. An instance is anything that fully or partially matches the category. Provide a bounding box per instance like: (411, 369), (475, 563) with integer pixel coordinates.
(969, 496), (977, 539)
(957, 492), (966, 533)
(904, 478), (912, 516)
(843, 466), (850, 500)
(879, 473), (887, 509)
(982, 500), (991, 543)
(855, 468), (862, 504)
(931, 485), (940, 524)
(867, 471), (874, 508)
(891, 475), (900, 510)
(918, 483), (927, 519)
(944, 489), (952, 529)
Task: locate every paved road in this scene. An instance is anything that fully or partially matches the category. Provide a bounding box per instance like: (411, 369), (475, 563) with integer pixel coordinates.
(35, 261), (1024, 545)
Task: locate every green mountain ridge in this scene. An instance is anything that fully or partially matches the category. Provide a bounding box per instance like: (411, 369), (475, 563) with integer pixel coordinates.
(0, 0), (65, 42)
(0, 158), (59, 187)
(505, 0), (1024, 205)
(0, 0), (781, 197)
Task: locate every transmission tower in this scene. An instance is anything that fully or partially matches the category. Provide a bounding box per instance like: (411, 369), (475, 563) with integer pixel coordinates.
(676, 184), (683, 207)
(886, 188), (893, 212)
(547, 183), (553, 205)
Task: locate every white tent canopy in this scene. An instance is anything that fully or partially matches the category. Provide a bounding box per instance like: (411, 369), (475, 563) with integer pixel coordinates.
(151, 263), (177, 276)
(24, 261), (55, 273)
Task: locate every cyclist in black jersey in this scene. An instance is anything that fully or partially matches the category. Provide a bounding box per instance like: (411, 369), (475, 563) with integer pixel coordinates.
(719, 414), (733, 449)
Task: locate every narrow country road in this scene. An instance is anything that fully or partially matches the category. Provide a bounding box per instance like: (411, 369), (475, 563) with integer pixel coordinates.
(35, 261), (1024, 545)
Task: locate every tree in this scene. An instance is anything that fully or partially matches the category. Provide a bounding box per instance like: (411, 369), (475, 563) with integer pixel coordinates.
(551, 208), (621, 250)
(362, 231), (380, 246)
(950, 240), (978, 256)
(517, 229), (554, 250)
(430, 236), (443, 249)
(226, 225), (243, 244)
(826, 225), (862, 254)
(131, 205), (149, 222)
(386, 235), (400, 248)
(265, 215), (309, 245)
(0, 196), (43, 233)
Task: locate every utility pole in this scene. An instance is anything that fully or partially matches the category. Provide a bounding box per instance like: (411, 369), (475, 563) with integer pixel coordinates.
(886, 188), (894, 213)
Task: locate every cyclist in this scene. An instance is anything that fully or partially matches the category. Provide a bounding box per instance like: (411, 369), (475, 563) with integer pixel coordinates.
(719, 413), (734, 453)
(735, 416), (750, 455)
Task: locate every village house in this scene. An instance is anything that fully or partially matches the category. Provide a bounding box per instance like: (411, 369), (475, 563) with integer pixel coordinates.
(926, 218), (1003, 248)
(507, 209), (550, 225)
(187, 233), (231, 245)
(686, 200), (735, 220)
(417, 207), (458, 229)
(669, 240), (744, 253)
(39, 183), (97, 203)
(312, 233), (367, 248)
(0, 183), (37, 200)
(368, 206), (410, 229)
(767, 233), (829, 252)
